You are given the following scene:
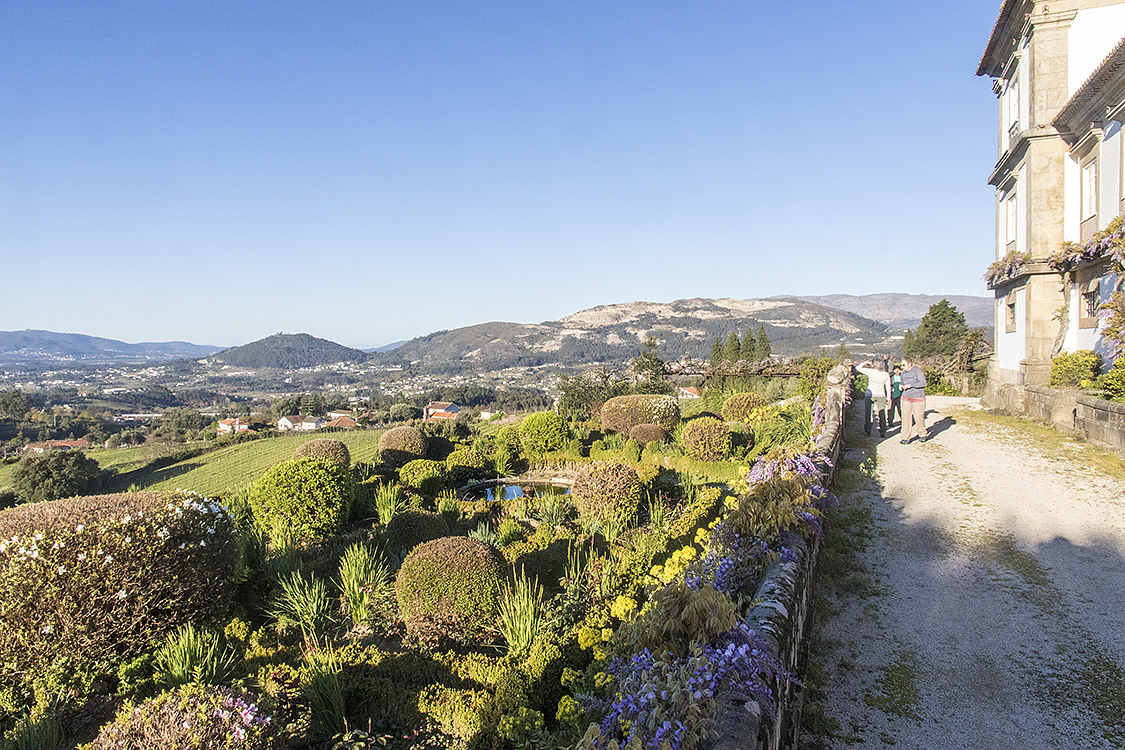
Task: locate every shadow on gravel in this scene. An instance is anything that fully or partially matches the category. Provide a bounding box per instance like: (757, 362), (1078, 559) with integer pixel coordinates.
(801, 405), (1125, 750)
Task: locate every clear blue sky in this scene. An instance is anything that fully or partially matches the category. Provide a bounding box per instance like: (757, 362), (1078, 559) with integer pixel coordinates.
(2, 2), (1002, 349)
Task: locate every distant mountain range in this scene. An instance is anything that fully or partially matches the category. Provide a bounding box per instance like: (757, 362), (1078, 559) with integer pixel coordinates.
(0, 329), (221, 366)
(0, 293), (993, 370)
(796, 293), (993, 330)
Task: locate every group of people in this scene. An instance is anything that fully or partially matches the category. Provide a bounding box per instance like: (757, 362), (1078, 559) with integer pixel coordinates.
(854, 357), (929, 444)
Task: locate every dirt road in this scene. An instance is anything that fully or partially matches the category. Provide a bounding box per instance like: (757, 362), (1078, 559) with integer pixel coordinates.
(807, 396), (1125, 749)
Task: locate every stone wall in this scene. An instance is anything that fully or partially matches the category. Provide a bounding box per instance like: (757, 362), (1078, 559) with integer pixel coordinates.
(985, 382), (1125, 451)
(708, 363), (850, 750)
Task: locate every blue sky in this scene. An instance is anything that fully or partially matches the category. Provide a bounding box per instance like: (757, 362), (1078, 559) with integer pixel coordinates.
(2, 2), (1002, 349)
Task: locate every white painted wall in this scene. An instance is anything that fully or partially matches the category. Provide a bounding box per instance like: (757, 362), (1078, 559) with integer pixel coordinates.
(1094, 272), (1122, 366)
(1065, 154), (1080, 242)
(1069, 6), (1125, 96)
(1101, 122), (1122, 227)
(1017, 163), (1028, 252)
(997, 287), (1028, 371)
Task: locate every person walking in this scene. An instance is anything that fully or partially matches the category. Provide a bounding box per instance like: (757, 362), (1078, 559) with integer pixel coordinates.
(899, 357), (928, 443)
(888, 365), (903, 426)
(856, 359), (891, 438)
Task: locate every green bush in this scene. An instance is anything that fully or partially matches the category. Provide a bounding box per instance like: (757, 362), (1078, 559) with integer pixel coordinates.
(601, 394), (681, 435)
(629, 423), (668, 446)
(720, 392), (766, 423)
(445, 447), (491, 485)
(85, 683), (278, 749)
(294, 437), (351, 468)
(11, 450), (102, 504)
(0, 491), (240, 689)
(398, 459), (447, 496)
(395, 537), (506, 644)
(571, 461), (642, 527)
(680, 416), (731, 461)
(615, 579), (736, 657)
(248, 457), (354, 542)
(384, 510), (450, 556)
(1050, 349), (1103, 388)
(495, 424), (522, 451)
(378, 426), (427, 467)
(621, 439), (641, 463)
(518, 412), (568, 454)
(1102, 357), (1125, 400)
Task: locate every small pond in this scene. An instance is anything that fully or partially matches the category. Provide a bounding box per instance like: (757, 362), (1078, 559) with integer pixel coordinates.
(461, 483), (571, 502)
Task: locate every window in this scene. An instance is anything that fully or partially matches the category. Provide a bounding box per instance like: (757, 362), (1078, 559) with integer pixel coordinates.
(1007, 76), (1020, 138)
(1005, 295), (1018, 333)
(1085, 290), (1099, 318)
(1080, 276), (1102, 329)
(1082, 160), (1098, 221)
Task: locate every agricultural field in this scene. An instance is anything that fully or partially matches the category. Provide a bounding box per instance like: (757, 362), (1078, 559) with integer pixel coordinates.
(116, 429), (386, 496)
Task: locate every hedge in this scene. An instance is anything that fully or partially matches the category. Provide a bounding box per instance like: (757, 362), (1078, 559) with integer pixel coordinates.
(600, 395), (680, 435)
(247, 457), (354, 542)
(294, 438), (351, 468)
(517, 412), (568, 454)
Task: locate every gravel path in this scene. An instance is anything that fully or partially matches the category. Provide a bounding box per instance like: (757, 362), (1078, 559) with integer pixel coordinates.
(811, 396), (1125, 749)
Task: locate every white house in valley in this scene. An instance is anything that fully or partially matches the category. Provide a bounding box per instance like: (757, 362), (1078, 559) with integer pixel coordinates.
(979, 0), (1125, 394)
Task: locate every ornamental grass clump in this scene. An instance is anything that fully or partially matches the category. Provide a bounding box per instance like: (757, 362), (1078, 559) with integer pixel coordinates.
(395, 536), (506, 645)
(373, 482), (406, 525)
(378, 426), (427, 467)
(571, 461), (642, 528)
(680, 416), (731, 461)
(0, 491), (239, 689)
(601, 394), (681, 435)
(86, 684), (277, 750)
(154, 623), (236, 687)
(294, 437), (351, 468)
(270, 570), (332, 646)
(337, 542), (390, 628)
(248, 457), (354, 543)
(499, 567), (545, 658)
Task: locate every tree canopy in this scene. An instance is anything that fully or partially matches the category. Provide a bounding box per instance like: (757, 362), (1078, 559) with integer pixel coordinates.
(904, 299), (968, 359)
(13, 450), (102, 504)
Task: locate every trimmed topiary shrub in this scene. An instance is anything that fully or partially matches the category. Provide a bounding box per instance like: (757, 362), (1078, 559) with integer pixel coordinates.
(248, 457), (354, 542)
(517, 412), (568, 454)
(294, 438), (351, 468)
(379, 426), (427, 467)
(571, 461), (642, 527)
(721, 392), (767, 423)
(495, 425), (521, 451)
(681, 416), (731, 461)
(0, 491), (240, 689)
(385, 510), (450, 556)
(445, 448), (491, 485)
(399, 459), (448, 496)
(601, 395), (680, 435)
(629, 423), (668, 446)
(86, 683), (278, 749)
(396, 537), (506, 644)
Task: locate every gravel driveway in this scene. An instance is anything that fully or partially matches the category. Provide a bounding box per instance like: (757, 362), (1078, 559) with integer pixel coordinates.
(808, 396), (1125, 749)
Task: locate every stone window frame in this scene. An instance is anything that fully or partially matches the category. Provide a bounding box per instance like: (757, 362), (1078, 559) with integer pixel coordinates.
(1005, 292), (1018, 334)
(1078, 272), (1102, 330)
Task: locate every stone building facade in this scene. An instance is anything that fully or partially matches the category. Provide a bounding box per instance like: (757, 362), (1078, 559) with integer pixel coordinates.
(978, 0), (1125, 393)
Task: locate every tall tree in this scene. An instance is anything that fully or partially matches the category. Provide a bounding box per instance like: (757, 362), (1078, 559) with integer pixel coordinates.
(740, 328), (757, 362)
(710, 338), (724, 367)
(630, 338), (673, 395)
(906, 299), (968, 358)
(724, 331), (741, 363)
(754, 325), (771, 360)
(13, 451), (102, 504)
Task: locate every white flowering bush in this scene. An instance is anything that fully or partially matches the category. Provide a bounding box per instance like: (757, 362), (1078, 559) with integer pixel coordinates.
(0, 491), (240, 689)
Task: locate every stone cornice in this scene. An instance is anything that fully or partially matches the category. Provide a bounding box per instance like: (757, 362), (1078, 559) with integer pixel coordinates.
(986, 261), (1061, 291)
(988, 128), (1068, 186)
(978, 0), (1024, 78)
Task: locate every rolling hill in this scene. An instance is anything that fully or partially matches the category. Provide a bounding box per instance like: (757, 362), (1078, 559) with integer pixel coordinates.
(797, 293), (993, 330)
(0, 329), (220, 365)
(209, 333), (367, 369)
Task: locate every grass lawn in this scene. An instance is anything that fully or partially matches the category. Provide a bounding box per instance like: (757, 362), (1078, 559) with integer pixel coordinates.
(117, 429), (386, 496)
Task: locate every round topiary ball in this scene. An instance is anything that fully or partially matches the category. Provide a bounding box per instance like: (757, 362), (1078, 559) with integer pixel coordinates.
(517, 412), (568, 454)
(629, 423), (668, 446)
(398, 459), (447, 496)
(446, 448), (491, 485)
(294, 438), (351, 468)
(601, 394), (681, 435)
(385, 510), (450, 556)
(248, 457), (354, 542)
(86, 683), (278, 750)
(395, 536), (505, 643)
(721, 392), (767, 424)
(681, 416), (731, 461)
(0, 492), (240, 687)
(379, 426), (427, 467)
(571, 461), (642, 527)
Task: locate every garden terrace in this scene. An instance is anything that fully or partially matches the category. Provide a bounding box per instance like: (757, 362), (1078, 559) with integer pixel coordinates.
(0, 363), (852, 750)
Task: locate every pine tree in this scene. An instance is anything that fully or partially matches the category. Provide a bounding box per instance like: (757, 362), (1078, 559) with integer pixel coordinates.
(710, 338), (724, 367)
(740, 328), (757, 362)
(724, 331), (741, 362)
(902, 329), (916, 358)
(910, 299), (968, 358)
(754, 325), (771, 360)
